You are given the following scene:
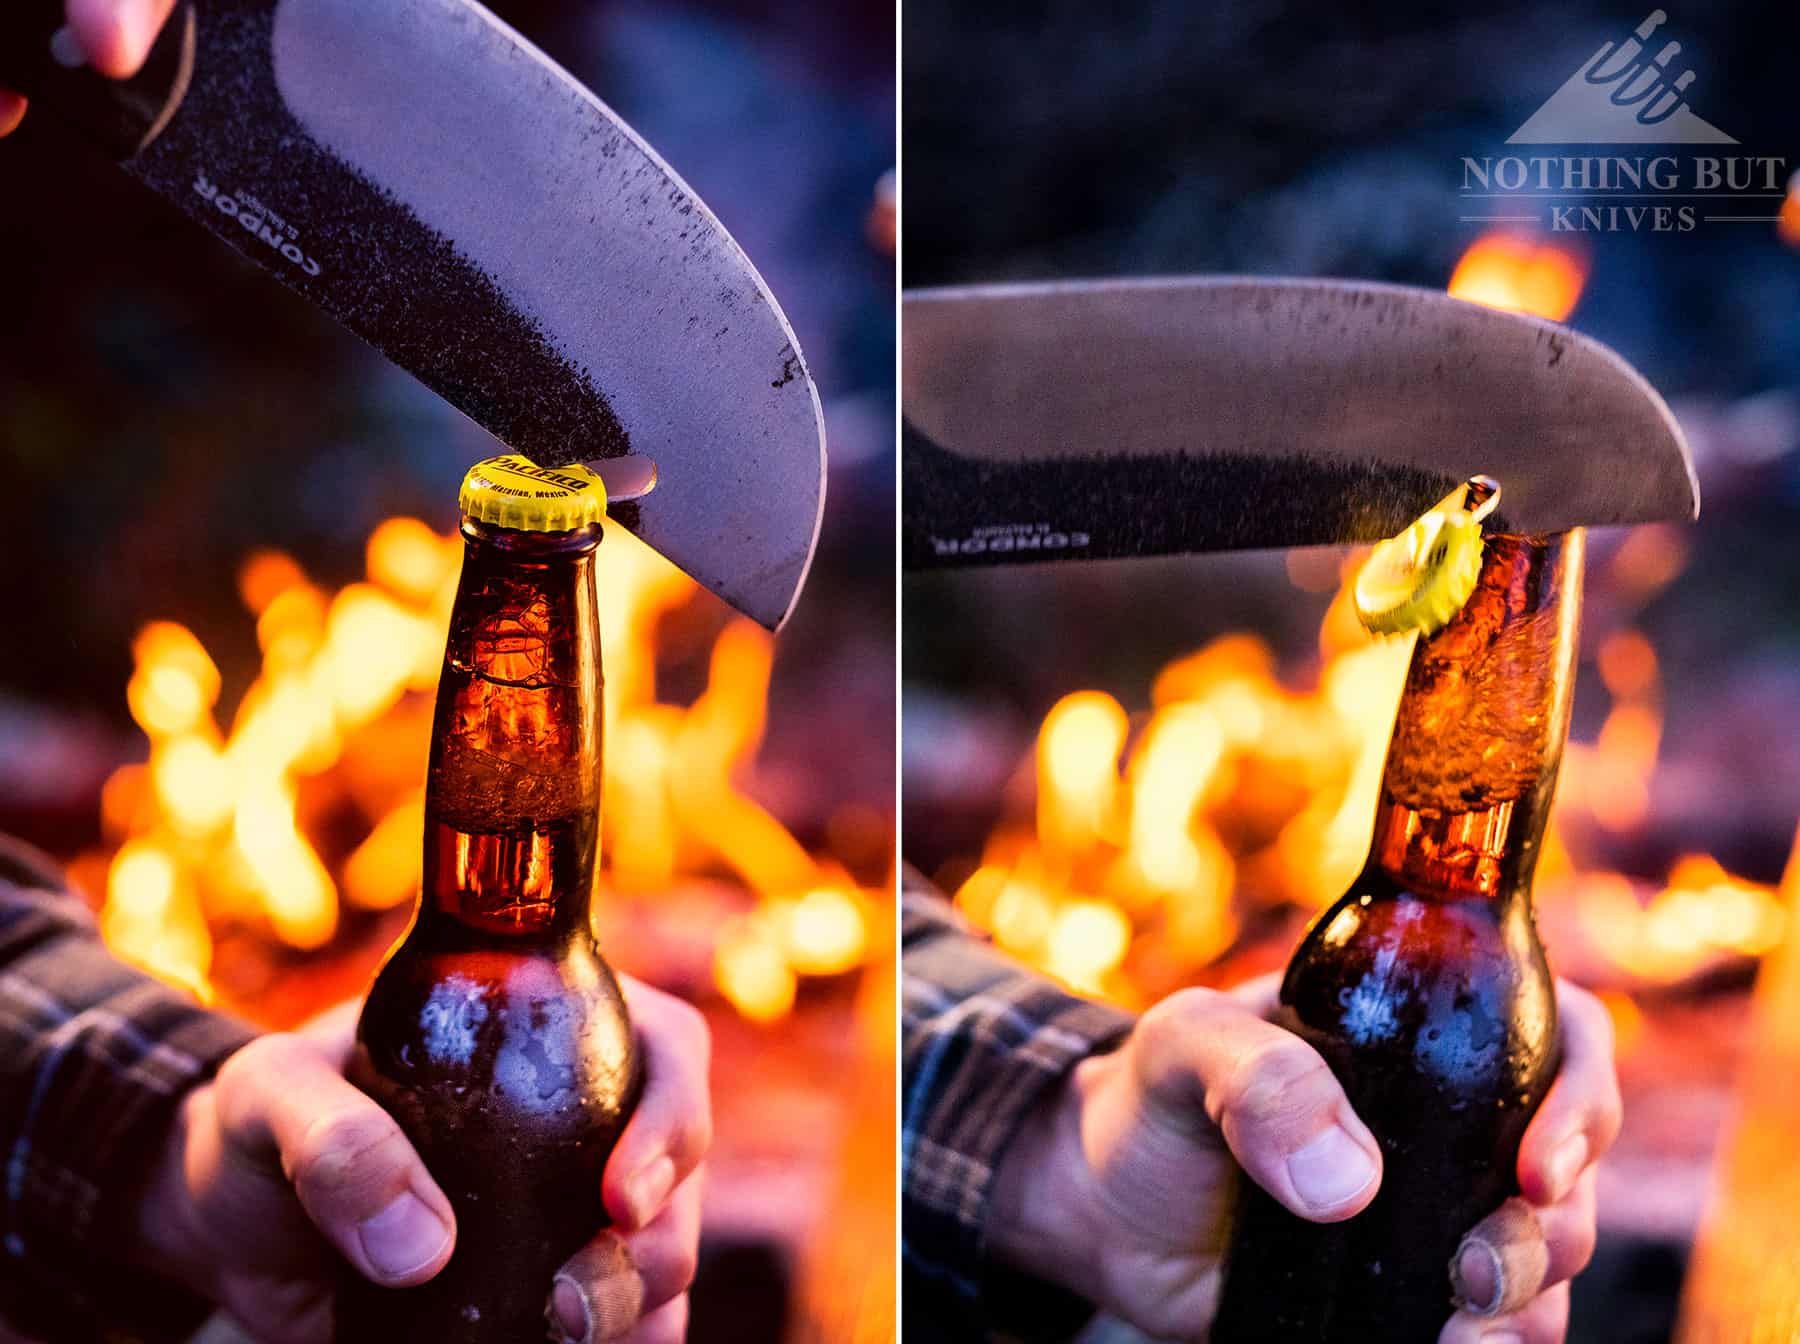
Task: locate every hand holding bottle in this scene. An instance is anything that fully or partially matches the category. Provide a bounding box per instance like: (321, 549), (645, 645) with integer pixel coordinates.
(988, 973), (1621, 1344)
(134, 979), (710, 1344)
(0, 0), (174, 135)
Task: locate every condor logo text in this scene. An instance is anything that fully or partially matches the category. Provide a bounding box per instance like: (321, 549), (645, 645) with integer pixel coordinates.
(931, 523), (1092, 558)
(192, 173), (323, 277)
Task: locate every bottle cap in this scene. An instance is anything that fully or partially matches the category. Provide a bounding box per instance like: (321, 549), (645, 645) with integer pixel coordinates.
(1353, 478), (1498, 637)
(457, 454), (607, 533)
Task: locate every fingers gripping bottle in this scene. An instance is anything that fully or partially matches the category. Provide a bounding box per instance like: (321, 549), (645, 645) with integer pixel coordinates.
(1212, 480), (1580, 1342)
(337, 455), (642, 1342)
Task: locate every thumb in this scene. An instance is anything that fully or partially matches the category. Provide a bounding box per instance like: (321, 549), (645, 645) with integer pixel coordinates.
(213, 1033), (457, 1287)
(1132, 988), (1383, 1222)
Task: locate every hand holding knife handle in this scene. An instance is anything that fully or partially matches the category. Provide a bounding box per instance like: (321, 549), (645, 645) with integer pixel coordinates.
(0, 0), (195, 157)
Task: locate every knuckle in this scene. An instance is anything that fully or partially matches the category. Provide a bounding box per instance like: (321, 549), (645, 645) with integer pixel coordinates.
(1564, 1216), (1597, 1278)
(637, 1295), (689, 1344)
(1548, 1189), (1598, 1282)
(1561, 979), (1616, 1053)
(289, 1108), (408, 1202)
(214, 1033), (303, 1122)
(1136, 988), (1226, 1060)
(211, 1047), (254, 1109)
(1567, 1082), (1623, 1159)
(1116, 1285), (1201, 1343)
(680, 1112), (715, 1168)
(1160, 986), (1230, 1030)
(1524, 1284), (1572, 1344)
(664, 1237), (699, 1296)
(669, 996), (710, 1057)
(221, 1031), (300, 1082)
(1219, 1038), (1335, 1133)
(1595, 1086), (1625, 1152)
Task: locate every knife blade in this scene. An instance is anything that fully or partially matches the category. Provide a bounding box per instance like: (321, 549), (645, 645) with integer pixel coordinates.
(903, 276), (1697, 570)
(0, 0), (826, 630)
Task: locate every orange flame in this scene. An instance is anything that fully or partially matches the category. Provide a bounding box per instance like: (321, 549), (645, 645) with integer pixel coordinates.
(1449, 232), (1590, 321)
(1780, 170), (1800, 249)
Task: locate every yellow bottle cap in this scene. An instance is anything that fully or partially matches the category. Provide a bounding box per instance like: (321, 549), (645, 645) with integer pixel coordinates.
(1353, 478), (1498, 637)
(457, 454), (607, 533)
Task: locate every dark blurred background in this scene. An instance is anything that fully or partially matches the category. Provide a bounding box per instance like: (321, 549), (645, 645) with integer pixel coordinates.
(2, 3), (894, 1341)
(903, 4), (1798, 1342)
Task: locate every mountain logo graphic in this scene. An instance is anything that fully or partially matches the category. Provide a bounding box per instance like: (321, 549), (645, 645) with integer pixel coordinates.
(1508, 10), (1738, 144)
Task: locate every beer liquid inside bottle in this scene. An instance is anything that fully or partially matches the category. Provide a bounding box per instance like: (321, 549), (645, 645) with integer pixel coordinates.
(337, 456), (641, 1343)
(1210, 515), (1583, 1343)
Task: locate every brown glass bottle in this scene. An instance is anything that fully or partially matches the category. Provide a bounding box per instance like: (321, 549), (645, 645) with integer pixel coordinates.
(336, 510), (640, 1342)
(1210, 521), (1583, 1343)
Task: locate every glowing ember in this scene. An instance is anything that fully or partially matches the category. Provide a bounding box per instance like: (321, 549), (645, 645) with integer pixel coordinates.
(92, 517), (879, 1022)
(1448, 232), (1590, 321)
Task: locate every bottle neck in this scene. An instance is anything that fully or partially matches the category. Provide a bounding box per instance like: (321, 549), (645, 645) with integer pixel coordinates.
(420, 519), (604, 939)
(1365, 529), (1583, 903)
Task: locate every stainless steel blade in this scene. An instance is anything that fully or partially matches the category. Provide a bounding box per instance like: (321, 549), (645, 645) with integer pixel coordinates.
(113, 0), (823, 629)
(903, 276), (1697, 570)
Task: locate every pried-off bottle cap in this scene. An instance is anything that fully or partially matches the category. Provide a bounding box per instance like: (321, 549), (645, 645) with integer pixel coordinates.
(458, 454), (607, 533)
(1353, 477), (1499, 637)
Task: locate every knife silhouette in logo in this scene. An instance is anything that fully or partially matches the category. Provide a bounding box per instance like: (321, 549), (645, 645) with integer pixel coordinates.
(1508, 10), (1736, 143)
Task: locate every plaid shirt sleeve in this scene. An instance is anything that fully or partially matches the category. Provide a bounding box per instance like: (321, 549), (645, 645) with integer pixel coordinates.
(0, 836), (258, 1344)
(900, 870), (1135, 1343)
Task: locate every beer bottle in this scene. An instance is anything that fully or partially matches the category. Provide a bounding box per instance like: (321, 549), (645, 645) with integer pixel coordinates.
(1211, 491), (1582, 1342)
(337, 455), (641, 1342)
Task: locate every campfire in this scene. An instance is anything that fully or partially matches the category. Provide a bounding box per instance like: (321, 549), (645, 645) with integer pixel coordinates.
(82, 515), (881, 1024)
(945, 231), (1795, 1029)
(948, 550), (1792, 1009)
